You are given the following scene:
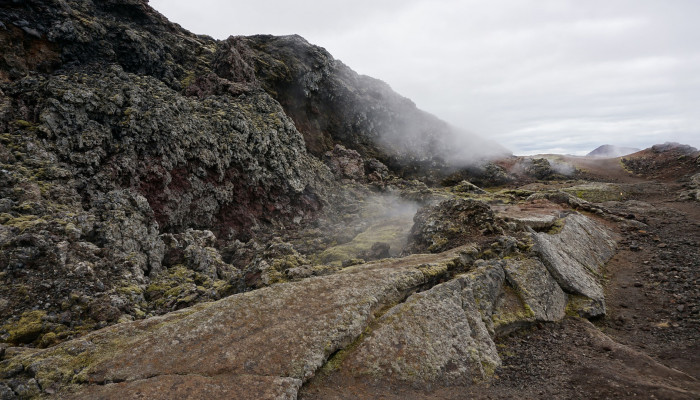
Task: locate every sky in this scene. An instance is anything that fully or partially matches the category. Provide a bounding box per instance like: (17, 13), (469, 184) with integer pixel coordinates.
(149, 0), (700, 155)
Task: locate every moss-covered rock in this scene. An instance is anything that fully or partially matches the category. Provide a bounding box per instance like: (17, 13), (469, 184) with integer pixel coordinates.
(531, 213), (617, 318)
(405, 197), (503, 254)
(1, 310), (46, 344)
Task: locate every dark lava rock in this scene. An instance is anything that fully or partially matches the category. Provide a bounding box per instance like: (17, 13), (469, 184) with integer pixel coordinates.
(324, 144), (365, 180)
(405, 197), (502, 253)
(0, 0), (333, 344)
(651, 142), (698, 155)
(238, 34), (508, 178)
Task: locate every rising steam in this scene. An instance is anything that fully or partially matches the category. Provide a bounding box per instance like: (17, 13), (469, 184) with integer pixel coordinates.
(358, 75), (511, 168)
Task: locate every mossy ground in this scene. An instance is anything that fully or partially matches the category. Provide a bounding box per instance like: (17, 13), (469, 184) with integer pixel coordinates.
(317, 217), (413, 264)
(563, 183), (625, 203)
(565, 294), (597, 317)
(144, 265), (234, 312)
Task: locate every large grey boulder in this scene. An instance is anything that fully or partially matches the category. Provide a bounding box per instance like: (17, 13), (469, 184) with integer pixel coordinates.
(503, 258), (567, 322)
(464, 261), (506, 336)
(339, 277), (500, 386)
(531, 213), (617, 317)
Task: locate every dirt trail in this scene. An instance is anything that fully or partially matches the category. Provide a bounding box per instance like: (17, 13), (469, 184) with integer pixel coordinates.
(470, 156), (700, 399)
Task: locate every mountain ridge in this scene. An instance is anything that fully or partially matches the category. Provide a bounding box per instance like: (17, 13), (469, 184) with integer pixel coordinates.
(587, 144), (641, 158)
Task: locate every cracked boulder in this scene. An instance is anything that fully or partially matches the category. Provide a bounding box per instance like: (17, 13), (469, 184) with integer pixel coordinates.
(531, 213), (617, 318)
(503, 258), (567, 322)
(335, 275), (500, 387)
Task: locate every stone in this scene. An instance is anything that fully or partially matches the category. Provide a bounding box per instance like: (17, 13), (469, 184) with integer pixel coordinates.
(71, 374), (301, 400)
(562, 183), (624, 203)
(503, 258), (567, 322)
(531, 213), (617, 318)
(339, 277), (500, 386)
(464, 261), (506, 336)
(452, 180), (487, 194)
(2, 247), (473, 397)
(0, 383), (15, 400)
(405, 197), (501, 253)
(324, 145), (365, 180)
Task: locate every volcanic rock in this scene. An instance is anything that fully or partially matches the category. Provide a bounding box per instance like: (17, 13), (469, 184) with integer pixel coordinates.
(338, 276), (500, 386)
(1, 1), (698, 399)
(531, 214), (617, 317)
(503, 258), (567, 322)
(0, 246), (475, 398)
(405, 197), (502, 254)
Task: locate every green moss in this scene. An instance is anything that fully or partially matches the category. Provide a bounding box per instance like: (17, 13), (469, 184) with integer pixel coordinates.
(619, 159), (635, 175)
(6, 303), (210, 390)
(480, 359), (498, 379)
(563, 184), (624, 203)
(2, 310), (47, 344)
(565, 294), (592, 317)
(427, 236), (449, 253)
(115, 284), (143, 296)
(164, 286), (186, 298)
(269, 254), (305, 271)
(0, 213), (12, 224)
(3, 214), (44, 232)
(318, 220), (410, 263)
(144, 265), (233, 311)
(39, 332), (59, 348)
(212, 281), (234, 297)
(492, 286), (534, 329)
(498, 189), (535, 197)
(177, 294), (198, 304)
(417, 262), (449, 280)
(11, 120), (36, 130)
(479, 249), (496, 259)
(546, 218), (566, 235)
(170, 265), (195, 280)
(320, 326), (372, 374)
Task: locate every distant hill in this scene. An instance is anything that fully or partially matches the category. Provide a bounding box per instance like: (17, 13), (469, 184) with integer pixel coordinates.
(587, 144), (640, 158)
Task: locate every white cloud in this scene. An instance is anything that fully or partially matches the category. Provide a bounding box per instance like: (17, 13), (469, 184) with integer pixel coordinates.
(150, 0), (700, 155)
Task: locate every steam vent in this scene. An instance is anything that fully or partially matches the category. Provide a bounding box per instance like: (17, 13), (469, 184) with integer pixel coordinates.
(1, 1), (699, 399)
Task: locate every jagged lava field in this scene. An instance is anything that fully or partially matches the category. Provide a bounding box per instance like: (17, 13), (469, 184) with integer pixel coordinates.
(0, 1), (698, 399)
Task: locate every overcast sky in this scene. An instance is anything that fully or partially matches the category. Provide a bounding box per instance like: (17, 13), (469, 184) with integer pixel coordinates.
(150, 0), (700, 155)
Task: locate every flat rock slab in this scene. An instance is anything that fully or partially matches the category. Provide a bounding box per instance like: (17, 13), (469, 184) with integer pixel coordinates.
(504, 258), (567, 322)
(3, 246), (475, 398)
(464, 261), (506, 336)
(493, 200), (565, 230)
(532, 213), (617, 317)
(337, 277), (500, 386)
